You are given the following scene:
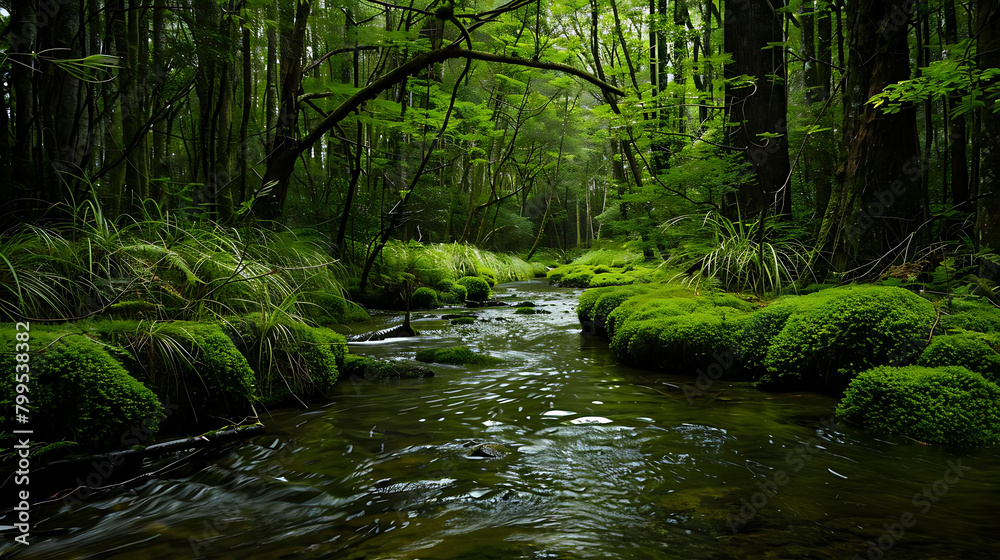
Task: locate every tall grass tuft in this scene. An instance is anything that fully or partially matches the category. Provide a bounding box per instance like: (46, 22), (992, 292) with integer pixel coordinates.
(665, 211), (814, 297)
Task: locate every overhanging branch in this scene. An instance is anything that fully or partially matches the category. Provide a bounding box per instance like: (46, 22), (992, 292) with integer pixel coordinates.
(294, 46), (625, 158)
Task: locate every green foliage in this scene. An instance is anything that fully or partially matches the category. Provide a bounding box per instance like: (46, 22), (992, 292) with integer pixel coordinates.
(761, 286), (937, 393)
(227, 313), (346, 403)
(457, 276), (490, 302)
(583, 283), (750, 369)
(476, 267), (498, 287)
(301, 291), (370, 325)
(342, 354), (434, 380)
(731, 298), (801, 374)
(869, 60), (1000, 117)
(918, 333), (1000, 384)
(837, 366), (1000, 446)
(570, 248), (645, 267)
(941, 298), (1000, 334)
(411, 287), (439, 309)
(0, 325), (163, 451)
(90, 320), (256, 423)
(666, 211), (813, 297)
(451, 316), (476, 325)
(415, 346), (502, 365)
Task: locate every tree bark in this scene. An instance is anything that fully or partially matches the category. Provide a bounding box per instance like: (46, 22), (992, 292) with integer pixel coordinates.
(977, 0), (1000, 257)
(817, 0), (920, 272)
(724, 0), (791, 218)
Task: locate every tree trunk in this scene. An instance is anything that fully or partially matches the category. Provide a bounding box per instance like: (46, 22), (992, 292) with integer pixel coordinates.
(817, 0), (920, 272)
(977, 0), (1000, 257)
(724, 0), (791, 218)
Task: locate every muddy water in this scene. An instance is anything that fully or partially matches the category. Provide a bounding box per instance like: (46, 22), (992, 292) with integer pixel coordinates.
(6, 280), (999, 559)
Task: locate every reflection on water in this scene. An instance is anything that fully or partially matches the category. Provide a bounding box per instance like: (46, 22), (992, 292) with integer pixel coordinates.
(7, 280), (1000, 559)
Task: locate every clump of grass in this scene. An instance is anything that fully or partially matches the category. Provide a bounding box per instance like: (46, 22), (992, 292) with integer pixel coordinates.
(665, 210), (813, 297)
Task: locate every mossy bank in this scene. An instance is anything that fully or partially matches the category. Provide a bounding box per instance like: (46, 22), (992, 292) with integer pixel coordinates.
(578, 282), (1000, 446)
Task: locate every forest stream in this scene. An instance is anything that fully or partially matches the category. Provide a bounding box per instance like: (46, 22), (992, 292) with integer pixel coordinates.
(6, 280), (1000, 559)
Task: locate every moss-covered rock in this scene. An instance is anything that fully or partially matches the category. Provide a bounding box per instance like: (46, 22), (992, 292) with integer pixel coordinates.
(940, 298), (1000, 334)
(730, 297), (802, 375)
(451, 316), (476, 325)
(415, 346), (502, 365)
(227, 315), (346, 403)
(411, 287), (439, 309)
(0, 324), (163, 451)
(90, 320), (256, 424)
(760, 286), (936, 393)
(837, 365), (1000, 446)
(561, 269), (595, 288)
(342, 354), (434, 380)
(476, 267), (498, 287)
(577, 285), (650, 336)
(302, 291), (370, 325)
(918, 332), (1000, 383)
(457, 276), (490, 302)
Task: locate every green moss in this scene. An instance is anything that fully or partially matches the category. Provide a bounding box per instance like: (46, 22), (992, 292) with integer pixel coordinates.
(415, 346), (502, 365)
(91, 320), (256, 423)
(0, 325), (163, 451)
(941, 298), (1000, 334)
(731, 297), (803, 374)
(761, 286), (936, 393)
(342, 354), (434, 380)
(227, 316), (346, 403)
(610, 311), (736, 369)
(451, 317), (476, 325)
(837, 365), (1000, 446)
(560, 269), (595, 288)
(577, 285), (650, 336)
(411, 287), (439, 309)
(476, 267), (498, 287)
(302, 292), (370, 325)
(514, 307), (536, 315)
(457, 276), (490, 302)
(918, 332), (1000, 383)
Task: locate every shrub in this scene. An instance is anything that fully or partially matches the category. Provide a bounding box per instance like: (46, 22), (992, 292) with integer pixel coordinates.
(837, 365), (1000, 446)
(90, 320), (256, 424)
(457, 276), (490, 302)
(415, 346), (502, 365)
(411, 287), (439, 309)
(761, 286), (936, 393)
(918, 332), (1000, 383)
(0, 325), (163, 451)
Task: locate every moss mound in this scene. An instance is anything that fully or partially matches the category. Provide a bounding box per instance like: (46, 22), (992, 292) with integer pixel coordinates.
(411, 287), (439, 309)
(918, 332), (1000, 383)
(302, 292), (370, 325)
(0, 325), (163, 451)
(227, 315), (346, 403)
(451, 316), (476, 325)
(342, 355), (434, 380)
(415, 346), (502, 365)
(457, 276), (490, 302)
(760, 286), (936, 393)
(90, 320), (256, 424)
(940, 298), (1000, 334)
(837, 365), (1000, 446)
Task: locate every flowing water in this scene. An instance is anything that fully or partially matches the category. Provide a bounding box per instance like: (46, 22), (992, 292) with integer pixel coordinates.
(6, 280), (1000, 559)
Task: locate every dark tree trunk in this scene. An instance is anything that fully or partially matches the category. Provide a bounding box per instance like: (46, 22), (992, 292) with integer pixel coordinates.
(724, 0), (791, 218)
(817, 0), (920, 272)
(977, 0), (1000, 257)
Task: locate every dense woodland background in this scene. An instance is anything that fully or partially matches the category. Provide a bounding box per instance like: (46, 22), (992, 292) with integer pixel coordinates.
(2, 0), (1000, 286)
